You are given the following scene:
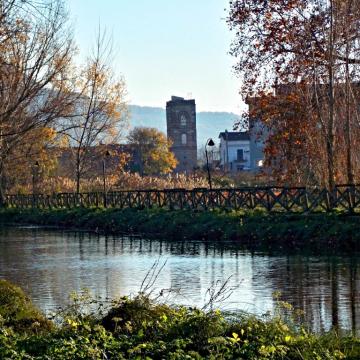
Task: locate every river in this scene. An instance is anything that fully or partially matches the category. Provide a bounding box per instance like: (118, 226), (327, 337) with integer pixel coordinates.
(0, 227), (359, 333)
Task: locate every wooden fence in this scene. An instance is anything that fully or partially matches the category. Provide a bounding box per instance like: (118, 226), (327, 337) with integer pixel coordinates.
(4, 185), (360, 213)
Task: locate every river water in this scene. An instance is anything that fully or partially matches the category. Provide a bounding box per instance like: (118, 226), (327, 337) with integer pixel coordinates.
(0, 227), (359, 333)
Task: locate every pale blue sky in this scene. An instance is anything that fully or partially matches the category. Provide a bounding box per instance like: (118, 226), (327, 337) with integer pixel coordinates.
(67, 0), (245, 114)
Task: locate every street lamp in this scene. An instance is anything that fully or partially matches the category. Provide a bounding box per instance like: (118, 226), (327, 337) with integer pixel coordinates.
(103, 150), (111, 207)
(225, 129), (229, 172)
(205, 138), (215, 190)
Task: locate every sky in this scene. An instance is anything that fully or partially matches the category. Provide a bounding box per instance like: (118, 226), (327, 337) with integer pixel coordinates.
(67, 0), (245, 114)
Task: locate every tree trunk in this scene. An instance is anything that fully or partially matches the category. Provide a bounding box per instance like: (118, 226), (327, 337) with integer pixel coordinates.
(327, 0), (335, 191)
(75, 148), (81, 194)
(76, 157), (81, 194)
(345, 0), (354, 185)
(0, 161), (6, 207)
(0, 173), (5, 207)
(139, 149), (144, 177)
(76, 169), (81, 194)
(345, 58), (353, 185)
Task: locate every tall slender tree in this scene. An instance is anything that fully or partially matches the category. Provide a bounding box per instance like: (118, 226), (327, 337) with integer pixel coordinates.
(65, 31), (128, 193)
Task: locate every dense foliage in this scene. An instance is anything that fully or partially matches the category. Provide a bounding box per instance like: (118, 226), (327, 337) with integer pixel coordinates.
(127, 127), (178, 176)
(7, 170), (266, 194)
(228, 0), (360, 188)
(0, 279), (359, 359)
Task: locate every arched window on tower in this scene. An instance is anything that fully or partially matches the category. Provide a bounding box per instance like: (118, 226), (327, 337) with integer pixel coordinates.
(180, 114), (187, 126)
(181, 133), (187, 145)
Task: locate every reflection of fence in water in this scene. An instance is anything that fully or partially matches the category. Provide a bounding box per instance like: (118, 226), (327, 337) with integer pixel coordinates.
(4, 185), (360, 213)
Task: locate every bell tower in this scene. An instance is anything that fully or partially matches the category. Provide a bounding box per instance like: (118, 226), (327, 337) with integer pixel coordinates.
(166, 96), (197, 172)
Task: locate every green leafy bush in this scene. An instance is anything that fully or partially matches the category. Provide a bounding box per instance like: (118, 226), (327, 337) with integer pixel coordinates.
(0, 281), (359, 359)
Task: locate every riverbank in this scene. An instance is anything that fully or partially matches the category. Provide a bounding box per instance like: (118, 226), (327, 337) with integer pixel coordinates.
(1, 279), (359, 359)
(0, 207), (359, 253)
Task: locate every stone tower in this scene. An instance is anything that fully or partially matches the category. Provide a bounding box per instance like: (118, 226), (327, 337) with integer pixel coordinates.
(166, 96), (197, 172)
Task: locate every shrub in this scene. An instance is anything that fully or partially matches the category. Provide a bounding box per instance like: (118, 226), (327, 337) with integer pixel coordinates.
(0, 280), (52, 333)
(0, 281), (359, 359)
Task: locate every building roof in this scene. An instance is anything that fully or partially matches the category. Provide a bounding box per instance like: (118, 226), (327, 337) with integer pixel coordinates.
(166, 96), (195, 106)
(218, 131), (250, 141)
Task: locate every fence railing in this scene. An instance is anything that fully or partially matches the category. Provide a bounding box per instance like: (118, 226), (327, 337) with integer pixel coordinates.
(4, 185), (360, 213)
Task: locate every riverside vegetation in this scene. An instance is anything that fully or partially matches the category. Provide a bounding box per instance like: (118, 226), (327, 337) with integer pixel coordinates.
(1, 279), (360, 359)
(0, 207), (359, 253)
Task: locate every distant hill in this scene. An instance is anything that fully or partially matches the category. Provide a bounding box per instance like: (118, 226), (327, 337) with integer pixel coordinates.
(127, 105), (240, 148)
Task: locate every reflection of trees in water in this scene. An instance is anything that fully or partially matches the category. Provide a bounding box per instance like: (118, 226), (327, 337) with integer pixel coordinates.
(263, 256), (360, 333)
(0, 229), (127, 311)
(350, 261), (357, 333)
(114, 239), (246, 308)
(1, 230), (359, 333)
(0, 229), (83, 311)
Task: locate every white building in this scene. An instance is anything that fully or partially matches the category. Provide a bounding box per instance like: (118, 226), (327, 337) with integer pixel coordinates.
(218, 130), (265, 172)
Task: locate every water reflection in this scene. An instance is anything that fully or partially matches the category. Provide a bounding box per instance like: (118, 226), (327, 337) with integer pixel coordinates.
(0, 227), (359, 333)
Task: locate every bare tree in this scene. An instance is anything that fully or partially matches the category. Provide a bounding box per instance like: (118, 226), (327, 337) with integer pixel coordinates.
(0, 0), (75, 201)
(64, 31), (128, 193)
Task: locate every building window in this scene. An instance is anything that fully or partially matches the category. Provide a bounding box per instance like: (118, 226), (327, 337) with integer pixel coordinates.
(181, 133), (187, 145)
(256, 140), (263, 148)
(180, 114), (187, 126)
(237, 149), (244, 161)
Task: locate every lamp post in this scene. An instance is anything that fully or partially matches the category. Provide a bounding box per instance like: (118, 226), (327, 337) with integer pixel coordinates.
(102, 150), (111, 207)
(225, 129), (229, 172)
(205, 138), (215, 190)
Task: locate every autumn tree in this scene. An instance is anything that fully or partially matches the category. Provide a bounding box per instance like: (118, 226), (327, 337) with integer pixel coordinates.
(127, 127), (177, 176)
(64, 31), (128, 193)
(0, 0), (75, 200)
(228, 0), (360, 188)
(4, 127), (62, 194)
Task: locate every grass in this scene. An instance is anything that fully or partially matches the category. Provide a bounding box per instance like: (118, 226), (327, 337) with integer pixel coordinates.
(0, 279), (359, 359)
(0, 207), (360, 253)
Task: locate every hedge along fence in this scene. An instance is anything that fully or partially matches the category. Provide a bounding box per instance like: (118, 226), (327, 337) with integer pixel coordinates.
(4, 185), (360, 213)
